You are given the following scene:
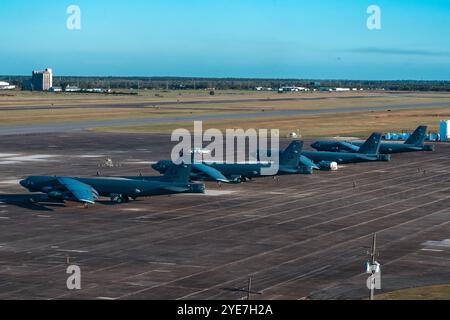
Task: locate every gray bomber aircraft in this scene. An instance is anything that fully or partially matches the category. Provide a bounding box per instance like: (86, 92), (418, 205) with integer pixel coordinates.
(303, 133), (391, 164)
(20, 163), (205, 206)
(311, 126), (435, 154)
(152, 141), (307, 183)
(255, 142), (338, 174)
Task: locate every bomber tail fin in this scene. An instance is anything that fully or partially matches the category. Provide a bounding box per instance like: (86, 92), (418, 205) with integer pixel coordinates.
(162, 163), (192, 183)
(280, 141), (303, 167)
(358, 133), (382, 155)
(405, 126), (427, 146)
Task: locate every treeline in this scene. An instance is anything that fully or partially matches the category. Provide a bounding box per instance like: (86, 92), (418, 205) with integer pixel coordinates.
(2, 75), (450, 91)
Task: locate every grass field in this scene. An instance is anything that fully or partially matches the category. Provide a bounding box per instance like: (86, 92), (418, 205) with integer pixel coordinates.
(0, 108), (253, 127)
(2, 90), (450, 109)
(95, 107), (450, 138)
(376, 284), (450, 300)
(1, 90), (450, 137)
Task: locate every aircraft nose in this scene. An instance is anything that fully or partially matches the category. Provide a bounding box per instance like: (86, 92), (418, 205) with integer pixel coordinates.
(20, 179), (28, 188)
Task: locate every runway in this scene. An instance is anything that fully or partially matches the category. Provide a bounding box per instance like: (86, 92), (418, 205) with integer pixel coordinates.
(1, 101), (450, 136)
(0, 93), (401, 111)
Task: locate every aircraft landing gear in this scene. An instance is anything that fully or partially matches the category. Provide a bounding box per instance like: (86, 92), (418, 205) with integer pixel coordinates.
(83, 202), (89, 209)
(111, 194), (129, 204)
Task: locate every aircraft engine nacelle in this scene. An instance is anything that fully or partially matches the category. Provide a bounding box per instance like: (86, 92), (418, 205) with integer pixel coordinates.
(318, 161), (339, 171)
(47, 191), (72, 201)
(189, 183), (206, 194)
(42, 186), (55, 193)
(298, 166), (313, 174)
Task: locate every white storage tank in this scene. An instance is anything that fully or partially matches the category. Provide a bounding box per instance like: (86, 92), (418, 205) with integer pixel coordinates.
(440, 120), (450, 142)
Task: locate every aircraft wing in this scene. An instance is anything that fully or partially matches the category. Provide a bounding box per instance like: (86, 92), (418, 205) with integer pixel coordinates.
(193, 163), (230, 183)
(57, 177), (99, 204)
(339, 141), (360, 152)
(299, 155), (319, 169)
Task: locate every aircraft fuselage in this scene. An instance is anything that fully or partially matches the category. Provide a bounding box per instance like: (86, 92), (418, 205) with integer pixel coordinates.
(352, 141), (435, 154)
(302, 151), (389, 164)
(20, 176), (204, 200)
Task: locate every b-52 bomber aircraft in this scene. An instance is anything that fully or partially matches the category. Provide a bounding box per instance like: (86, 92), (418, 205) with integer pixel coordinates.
(311, 126), (435, 154)
(152, 141), (306, 183)
(20, 163), (205, 207)
(303, 133), (391, 164)
(255, 142), (338, 174)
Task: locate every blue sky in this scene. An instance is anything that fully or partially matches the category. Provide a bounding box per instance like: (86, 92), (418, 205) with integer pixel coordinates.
(1, 0), (450, 79)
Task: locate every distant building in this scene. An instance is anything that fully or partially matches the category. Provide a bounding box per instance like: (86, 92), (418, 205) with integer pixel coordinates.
(85, 88), (109, 93)
(25, 68), (53, 91)
(0, 81), (15, 90)
(279, 86), (309, 92)
(255, 87), (273, 91)
(49, 86), (62, 92)
(65, 85), (81, 92)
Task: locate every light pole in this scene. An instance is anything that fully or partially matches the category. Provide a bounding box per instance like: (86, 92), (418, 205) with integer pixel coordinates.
(366, 233), (381, 300)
